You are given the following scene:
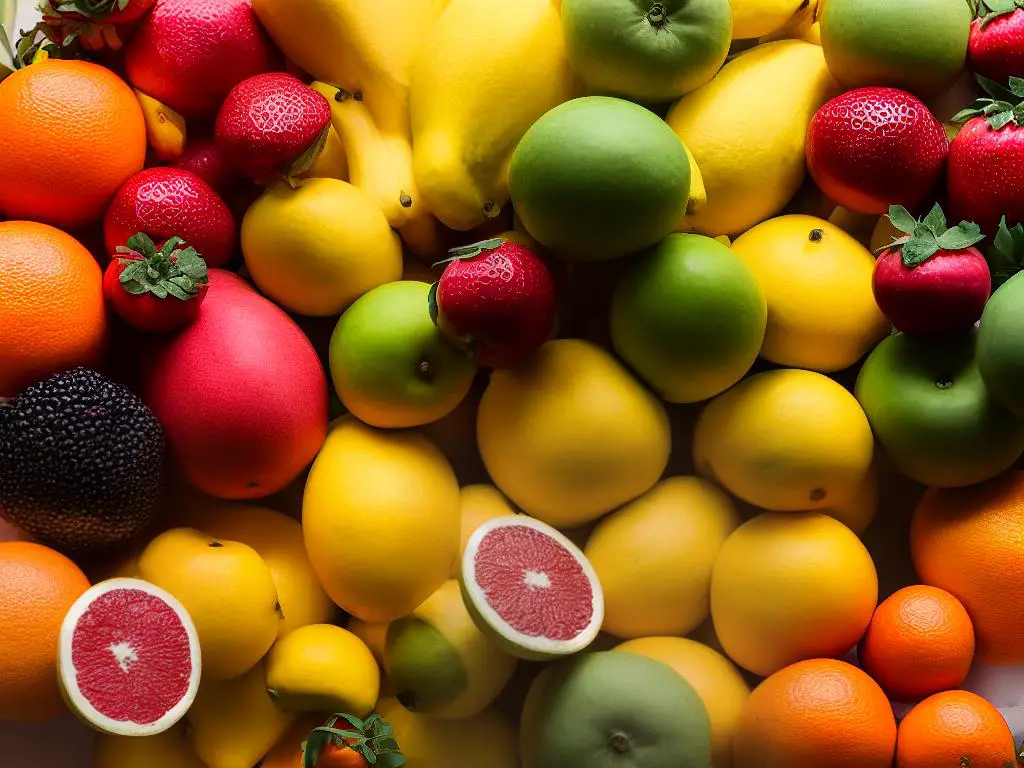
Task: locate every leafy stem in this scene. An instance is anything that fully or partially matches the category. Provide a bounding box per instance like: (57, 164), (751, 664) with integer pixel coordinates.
(953, 75), (1024, 129)
(301, 713), (406, 768)
(115, 232), (209, 301)
(973, 0), (1024, 26)
(431, 237), (506, 270)
(884, 204), (985, 267)
(988, 215), (1024, 289)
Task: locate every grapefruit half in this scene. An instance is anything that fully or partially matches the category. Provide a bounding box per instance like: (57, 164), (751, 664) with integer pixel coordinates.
(460, 516), (604, 660)
(58, 577), (201, 736)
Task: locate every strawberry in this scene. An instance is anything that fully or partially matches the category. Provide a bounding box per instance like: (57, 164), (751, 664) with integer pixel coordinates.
(172, 136), (241, 195)
(429, 237), (556, 368)
(215, 73), (333, 184)
(969, 0), (1024, 84)
(104, 168), (237, 268)
(948, 76), (1024, 237)
(124, 0), (276, 119)
(806, 87), (948, 215)
(873, 204), (989, 337)
(103, 233), (209, 333)
(302, 713), (406, 768)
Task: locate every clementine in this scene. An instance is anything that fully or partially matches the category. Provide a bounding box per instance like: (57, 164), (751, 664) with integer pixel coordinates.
(896, 690), (1017, 768)
(0, 221), (108, 397)
(0, 541), (90, 722)
(733, 658), (897, 768)
(0, 59), (146, 229)
(911, 472), (1024, 663)
(860, 585), (975, 702)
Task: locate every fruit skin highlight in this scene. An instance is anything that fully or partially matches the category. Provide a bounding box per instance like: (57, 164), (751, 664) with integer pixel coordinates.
(58, 578), (201, 737)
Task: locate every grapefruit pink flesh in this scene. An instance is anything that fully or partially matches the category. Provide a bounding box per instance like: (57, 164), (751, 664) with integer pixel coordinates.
(460, 517), (604, 660)
(59, 578), (201, 736)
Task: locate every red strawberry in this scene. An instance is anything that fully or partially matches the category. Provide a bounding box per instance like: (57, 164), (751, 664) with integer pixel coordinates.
(873, 204), (990, 336)
(172, 136), (241, 195)
(105, 167), (237, 268)
(806, 87), (948, 215)
(215, 73), (333, 184)
(124, 0), (276, 119)
(103, 233), (209, 333)
(948, 77), (1024, 237)
(429, 237), (556, 368)
(969, 1), (1024, 84)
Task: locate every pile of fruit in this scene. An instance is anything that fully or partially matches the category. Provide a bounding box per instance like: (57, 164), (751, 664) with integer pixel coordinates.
(4, 0), (1024, 766)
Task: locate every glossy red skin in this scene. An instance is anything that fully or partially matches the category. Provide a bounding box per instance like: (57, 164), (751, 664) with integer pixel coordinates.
(45, 0), (155, 24)
(435, 241), (557, 368)
(969, 11), (1024, 84)
(873, 247), (991, 337)
(124, 0), (276, 119)
(141, 270), (328, 499)
(947, 117), (1024, 238)
(102, 254), (206, 334)
(215, 73), (333, 183)
(806, 87), (948, 215)
(104, 168), (237, 268)
(172, 136), (241, 195)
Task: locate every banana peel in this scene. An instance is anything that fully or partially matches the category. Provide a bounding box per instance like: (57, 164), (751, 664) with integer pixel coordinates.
(298, 124), (348, 182)
(135, 89), (186, 162)
(758, 0), (821, 45)
(683, 143), (708, 216)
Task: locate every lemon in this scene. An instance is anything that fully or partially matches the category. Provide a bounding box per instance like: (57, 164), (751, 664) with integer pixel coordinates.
(613, 637), (750, 768)
(477, 339), (671, 528)
(453, 485), (518, 577)
(94, 723), (205, 768)
(175, 499), (335, 638)
(265, 624), (381, 717)
(584, 477), (740, 638)
(730, 215), (890, 372)
(241, 178), (402, 317)
(693, 369), (873, 511)
(730, 0), (807, 39)
(302, 418), (460, 623)
(711, 512), (878, 677)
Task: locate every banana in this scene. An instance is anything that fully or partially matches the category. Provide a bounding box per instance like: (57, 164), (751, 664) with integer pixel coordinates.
(298, 124), (348, 182)
(134, 89), (186, 162)
(758, 0), (821, 44)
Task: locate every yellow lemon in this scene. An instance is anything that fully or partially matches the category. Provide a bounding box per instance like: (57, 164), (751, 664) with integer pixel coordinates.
(265, 624), (381, 717)
(730, 215), (890, 372)
(453, 485), (518, 578)
(94, 723), (204, 768)
(693, 368), (874, 511)
(585, 477), (740, 638)
(477, 339), (671, 528)
(241, 178), (403, 317)
(614, 637), (750, 768)
(137, 528), (280, 681)
(174, 500), (335, 638)
(711, 512), (878, 677)
(303, 418), (460, 623)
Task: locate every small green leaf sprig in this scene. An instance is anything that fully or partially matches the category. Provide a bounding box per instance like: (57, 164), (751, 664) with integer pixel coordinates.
(115, 232), (209, 301)
(45, 0), (132, 21)
(972, 0), (1024, 26)
(988, 215), (1024, 289)
(884, 204), (985, 266)
(301, 713), (406, 768)
(954, 76), (1024, 130)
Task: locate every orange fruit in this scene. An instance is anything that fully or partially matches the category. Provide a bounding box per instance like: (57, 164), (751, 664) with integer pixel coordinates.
(0, 221), (108, 397)
(895, 690), (1017, 768)
(734, 658), (897, 768)
(0, 60), (146, 229)
(0, 541), (90, 722)
(859, 585), (975, 702)
(911, 471), (1024, 663)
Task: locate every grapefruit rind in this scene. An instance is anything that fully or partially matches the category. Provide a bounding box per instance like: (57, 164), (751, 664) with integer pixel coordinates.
(58, 577), (202, 737)
(459, 516), (604, 661)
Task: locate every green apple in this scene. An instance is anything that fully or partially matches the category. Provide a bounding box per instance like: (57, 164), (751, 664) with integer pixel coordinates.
(560, 0), (733, 103)
(610, 233), (766, 403)
(978, 271), (1024, 419)
(855, 332), (1024, 488)
(329, 281), (477, 429)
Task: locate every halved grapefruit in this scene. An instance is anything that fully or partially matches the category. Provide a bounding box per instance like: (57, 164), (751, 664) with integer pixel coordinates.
(58, 577), (201, 736)
(460, 516), (604, 660)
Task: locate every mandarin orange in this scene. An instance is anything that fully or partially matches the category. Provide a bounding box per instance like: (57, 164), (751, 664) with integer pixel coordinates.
(896, 690), (1017, 768)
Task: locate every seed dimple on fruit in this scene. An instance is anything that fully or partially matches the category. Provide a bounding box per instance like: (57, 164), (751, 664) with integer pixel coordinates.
(609, 732), (633, 754)
(935, 376), (954, 390)
(810, 488), (826, 502)
(416, 359), (435, 382)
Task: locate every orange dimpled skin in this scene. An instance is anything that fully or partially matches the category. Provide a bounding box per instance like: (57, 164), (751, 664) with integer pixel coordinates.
(0, 222), (108, 397)
(0, 60), (146, 230)
(896, 690), (1017, 768)
(733, 659), (896, 768)
(860, 585), (975, 702)
(0, 542), (90, 722)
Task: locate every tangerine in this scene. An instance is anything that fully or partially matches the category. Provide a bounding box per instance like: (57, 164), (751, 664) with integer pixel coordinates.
(896, 690), (1017, 768)
(0, 60), (146, 229)
(0, 221), (108, 397)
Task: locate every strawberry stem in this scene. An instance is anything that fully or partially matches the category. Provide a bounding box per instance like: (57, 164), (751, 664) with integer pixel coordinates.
(116, 232), (209, 302)
(885, 204), (985, 268)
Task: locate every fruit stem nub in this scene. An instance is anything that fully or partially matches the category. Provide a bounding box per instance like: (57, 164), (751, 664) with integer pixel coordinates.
(808, 228), (824, 243)
(647, 2), (668, 27)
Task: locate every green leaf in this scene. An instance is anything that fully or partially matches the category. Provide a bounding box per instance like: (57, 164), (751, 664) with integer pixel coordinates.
(935, 220), (985, 250)
(887, 205), (919, 235)
(977, 74), (1016, 102)
(988, 216), (1024, 289)
(288, 124), (331, 179)
(126, 231), (157, 256)
(1010, 76), (1024, 99)
(301, 731), (331, 768)
(922, 203), (947, 235)
(380, 755), (408, 768)
(445, 237), (506, 262)
(989, 109), (1017, 130)
(174, 248), (208, 283)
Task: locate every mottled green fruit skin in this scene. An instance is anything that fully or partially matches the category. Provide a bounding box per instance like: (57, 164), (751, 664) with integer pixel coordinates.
(978, 272), (1024, 419)
(611, 233), (766, 404)
(855, 332), (1024, 488)
(329, 281), (476, 429)
(384, 618), (468, 714)
(521, 651), (712, 768)
(509, 96), (691, 262)
(820, 0), (970, 97)
(561, 0), (733, 102)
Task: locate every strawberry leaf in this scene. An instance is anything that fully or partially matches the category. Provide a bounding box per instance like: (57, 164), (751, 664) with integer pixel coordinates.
(887, 205), (919, 235)
(922, 202), (947, 235)
(935, 221), (985, 250)
(1010, 75), (1024, 99)
(126, 232), (157, 256)
(902, 225), (941, 266)
(892, 204), (983, 268)
(989, 216), (1024, 289)
(444, 237), (506, 263)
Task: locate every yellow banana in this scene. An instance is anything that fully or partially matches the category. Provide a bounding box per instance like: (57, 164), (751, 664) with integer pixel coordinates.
(758, 0), (821, 44)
